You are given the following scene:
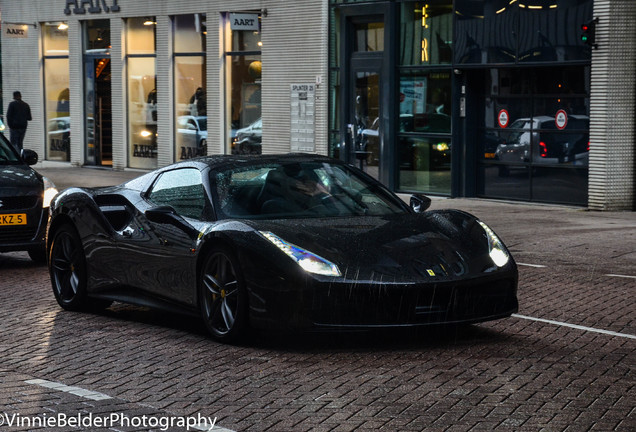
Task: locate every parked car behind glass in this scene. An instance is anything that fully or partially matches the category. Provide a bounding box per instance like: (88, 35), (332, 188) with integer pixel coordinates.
(495, 115), (589, 176)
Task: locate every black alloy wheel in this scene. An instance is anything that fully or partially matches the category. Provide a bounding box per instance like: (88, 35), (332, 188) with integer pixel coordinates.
(199, 247), (247, 342)
(49, 224), (89, 310)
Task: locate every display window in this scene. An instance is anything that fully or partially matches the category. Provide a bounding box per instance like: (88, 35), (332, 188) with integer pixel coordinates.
(43, 22), (70, 161)
(173, 14), (207, 161)
(400, 1), (452, 66)
(397, 70), (452, 195)
(477, 67), (590, 205)
(454, 0), (593, 65)
(224, 12), (262, 155)
(126, 17), (157, 169)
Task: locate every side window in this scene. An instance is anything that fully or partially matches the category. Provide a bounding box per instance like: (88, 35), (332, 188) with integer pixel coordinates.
(147, 168), (207, 220)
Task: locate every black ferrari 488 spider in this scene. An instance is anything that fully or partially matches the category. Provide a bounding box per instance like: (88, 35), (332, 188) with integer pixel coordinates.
(47, 154), (518, 342)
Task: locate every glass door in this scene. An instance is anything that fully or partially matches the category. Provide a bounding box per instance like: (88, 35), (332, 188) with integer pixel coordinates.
(83, 20), (112, 166)
(84, 57), (112, 166)
(350, 61), (381, 180)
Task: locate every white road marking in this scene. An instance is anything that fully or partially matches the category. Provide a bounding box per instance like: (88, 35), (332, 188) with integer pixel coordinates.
(512, 314), (636, 340)
(517, 263), (546, 268)
(25, 379), (112, 401)
(24, 379), (236, 432)
(605, 274), (636, 280)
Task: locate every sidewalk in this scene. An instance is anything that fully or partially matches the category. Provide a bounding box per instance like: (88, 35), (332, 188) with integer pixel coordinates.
(38, 165), (145, 190)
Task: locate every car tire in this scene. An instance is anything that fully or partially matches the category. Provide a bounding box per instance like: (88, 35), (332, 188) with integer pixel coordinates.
(49, 224), (90, 311)
(199, 246), (248, 343)
(28, 246), (47, 264)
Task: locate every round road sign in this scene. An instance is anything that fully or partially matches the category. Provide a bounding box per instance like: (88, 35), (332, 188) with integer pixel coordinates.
(498, 109), (510, 128)
(555, 109), (568, 130)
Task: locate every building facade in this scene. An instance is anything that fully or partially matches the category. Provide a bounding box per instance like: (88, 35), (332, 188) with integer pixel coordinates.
(1, 0), (634, 210)
(329, 0), (635, 210)
(0, 0), (328, 171)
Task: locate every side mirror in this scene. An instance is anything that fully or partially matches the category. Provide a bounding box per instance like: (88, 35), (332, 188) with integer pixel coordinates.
(21, 149), (39, 166)
(410, 194), (432, 213)
(145, 205), (198, 238)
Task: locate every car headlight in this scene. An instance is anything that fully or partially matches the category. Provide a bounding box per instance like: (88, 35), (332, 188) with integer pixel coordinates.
(260, 231), (341, 277)
(42, 177), (58, 208)
(477, 221), (510, 267)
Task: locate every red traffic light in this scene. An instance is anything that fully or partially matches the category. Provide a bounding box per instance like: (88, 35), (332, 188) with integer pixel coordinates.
(580, 18), (598, 48)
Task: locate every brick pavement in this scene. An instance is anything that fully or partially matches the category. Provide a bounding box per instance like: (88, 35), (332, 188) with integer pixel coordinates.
(0, 249), (634, 431)
(2, 165), (635, 431)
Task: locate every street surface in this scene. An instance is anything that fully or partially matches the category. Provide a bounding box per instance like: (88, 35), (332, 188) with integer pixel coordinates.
(1, 167), (635, 431)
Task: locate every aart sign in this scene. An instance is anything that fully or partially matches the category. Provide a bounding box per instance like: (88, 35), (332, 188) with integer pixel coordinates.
(230, 13), (259, 31)
(64, 0), (121, 15)
(5, 24), (29, 38)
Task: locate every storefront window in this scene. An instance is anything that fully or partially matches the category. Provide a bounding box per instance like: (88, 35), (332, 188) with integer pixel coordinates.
(454, 0), (593, 65)
(127, 17), (156, 54)
(399, 71), (451, 134)
(84, 19), (111, 53)
(397, 70), (452, 195)
(478, 66), (590, 205)
(174, 14), (206, 52)
(43, 22), (70, 161)
(174, 14), (207, 161)
(518, 0), (593, 63)
(400, 1), (452, 65)
(43, 21), (69, 55)
(354, 21), (384, 52)
(454, 0), (517, 64)
(126, 17), (157, 169)
(225, 13), (262, 155)
(398, 136), (452, 194)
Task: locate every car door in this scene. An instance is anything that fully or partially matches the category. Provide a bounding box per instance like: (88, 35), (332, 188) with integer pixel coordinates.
(118, 167), (210, 306)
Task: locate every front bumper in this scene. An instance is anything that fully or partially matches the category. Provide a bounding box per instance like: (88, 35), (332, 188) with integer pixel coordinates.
(0, 206), (48, 253)
(246, 269), (518, 331)
(309, 276), (518, 328)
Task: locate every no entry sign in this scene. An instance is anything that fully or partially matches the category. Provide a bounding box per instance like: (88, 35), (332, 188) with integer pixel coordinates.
(555, 110), (568, 130)
(498, 109), (510, 128)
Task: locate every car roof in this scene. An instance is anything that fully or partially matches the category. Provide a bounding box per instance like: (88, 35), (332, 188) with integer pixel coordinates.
(120, 153), (346, 191)
(187, 153), (336, 170)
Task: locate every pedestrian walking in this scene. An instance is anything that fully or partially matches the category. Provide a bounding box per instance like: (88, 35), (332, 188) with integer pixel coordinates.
(6, 91), (32, 152)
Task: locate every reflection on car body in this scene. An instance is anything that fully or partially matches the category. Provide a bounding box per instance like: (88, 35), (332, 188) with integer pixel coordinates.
(46, 154), (518, 344)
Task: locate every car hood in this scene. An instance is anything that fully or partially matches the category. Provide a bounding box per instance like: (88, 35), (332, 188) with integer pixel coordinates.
(0, 165), (42, 195)
(242, 210), (499, 282)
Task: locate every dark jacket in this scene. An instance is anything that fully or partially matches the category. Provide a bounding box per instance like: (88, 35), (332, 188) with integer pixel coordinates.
(7, 99), (32, 129)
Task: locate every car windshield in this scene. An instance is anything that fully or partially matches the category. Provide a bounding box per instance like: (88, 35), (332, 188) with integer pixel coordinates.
(0, 134), (20, 164)
(213, 161), (408, 219)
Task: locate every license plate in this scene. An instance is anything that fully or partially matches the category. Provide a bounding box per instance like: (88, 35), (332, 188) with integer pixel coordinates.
(484, 153), (496, 159)
(0, 213), (27, 226)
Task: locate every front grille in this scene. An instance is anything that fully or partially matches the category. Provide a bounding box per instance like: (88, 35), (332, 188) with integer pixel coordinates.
(311, 278), (517, 326)
(0, 196), (39, 210)
(0, 225), (40, 243)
